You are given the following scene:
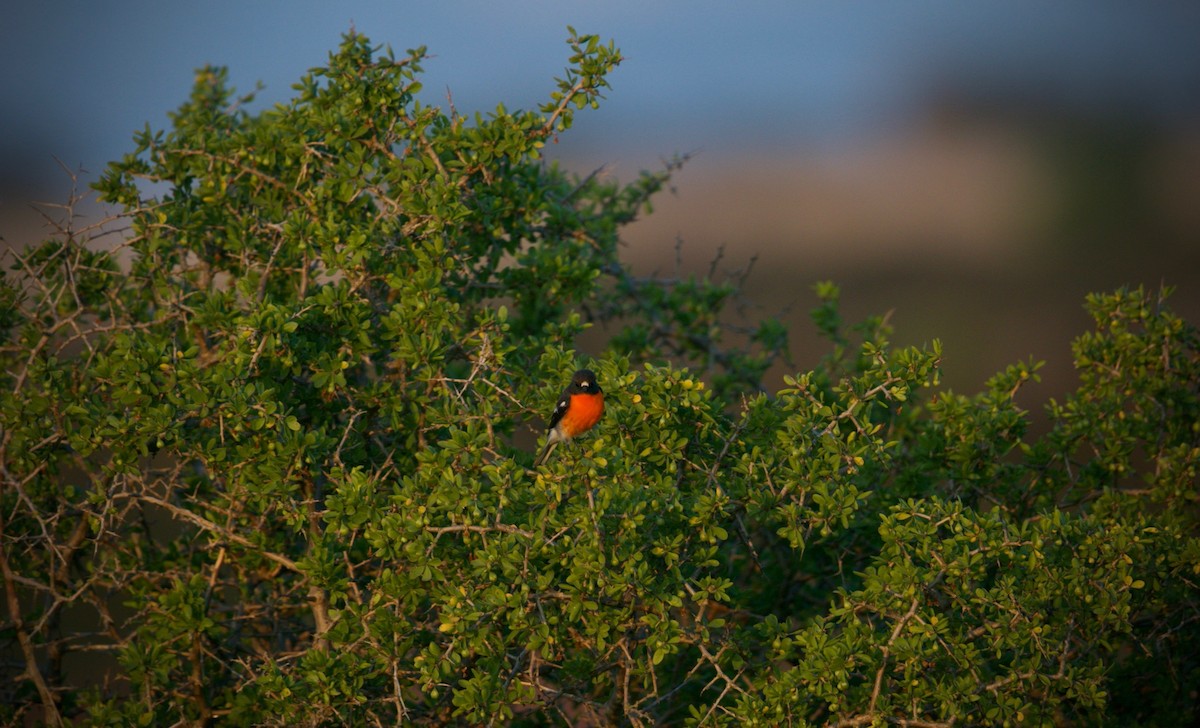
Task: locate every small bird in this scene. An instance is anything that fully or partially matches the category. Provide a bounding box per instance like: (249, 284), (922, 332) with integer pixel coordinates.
(534, 369), (605, 466)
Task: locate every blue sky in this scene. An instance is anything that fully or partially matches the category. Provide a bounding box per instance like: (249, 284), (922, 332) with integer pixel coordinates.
(3, 1), (1197, 195)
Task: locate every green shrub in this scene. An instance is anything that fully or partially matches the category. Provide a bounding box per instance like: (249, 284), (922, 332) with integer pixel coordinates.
(2, 30), (1197, 726)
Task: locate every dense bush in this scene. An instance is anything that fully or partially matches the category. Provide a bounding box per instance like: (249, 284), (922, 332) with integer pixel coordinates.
(2, 31), (1197, 726)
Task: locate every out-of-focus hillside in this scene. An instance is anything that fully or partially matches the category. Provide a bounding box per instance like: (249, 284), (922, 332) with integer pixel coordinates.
(595, 110), (1200, 401)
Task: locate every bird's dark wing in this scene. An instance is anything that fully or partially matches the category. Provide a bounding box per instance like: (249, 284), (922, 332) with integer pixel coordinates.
(546, 392), (570, 430)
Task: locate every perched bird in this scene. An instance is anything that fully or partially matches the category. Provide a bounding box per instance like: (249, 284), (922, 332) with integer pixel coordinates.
(534, 369), (604, 466)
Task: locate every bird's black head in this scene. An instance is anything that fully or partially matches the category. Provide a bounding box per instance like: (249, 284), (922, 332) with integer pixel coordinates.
(571, 369), (600, 393)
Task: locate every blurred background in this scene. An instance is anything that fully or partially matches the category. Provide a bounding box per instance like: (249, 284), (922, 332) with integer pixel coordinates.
(3, 1), (1198, 401)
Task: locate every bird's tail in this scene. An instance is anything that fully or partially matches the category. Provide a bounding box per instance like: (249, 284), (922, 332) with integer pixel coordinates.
(533, 439), (558, 467)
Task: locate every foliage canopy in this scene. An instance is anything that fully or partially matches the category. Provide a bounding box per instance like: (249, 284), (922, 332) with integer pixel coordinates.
(2, 30), (1198, 727)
